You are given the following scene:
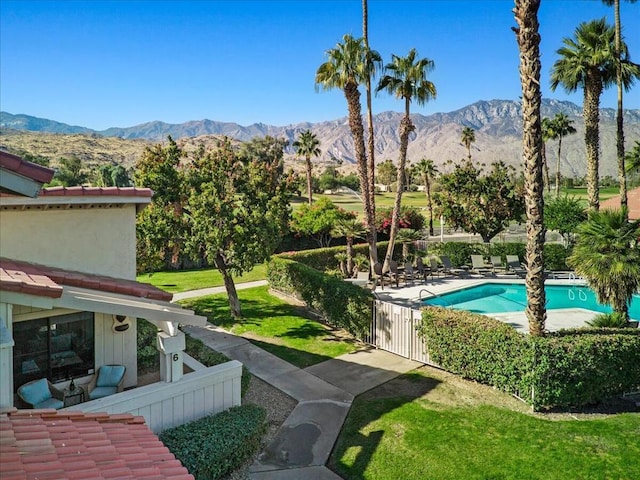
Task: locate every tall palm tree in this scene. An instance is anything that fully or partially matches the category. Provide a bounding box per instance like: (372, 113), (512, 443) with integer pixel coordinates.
(551, 18), (639, 211)
(541, 117), (556, 193)
(414, 158), (439, 236)
(568, 208), (640, 320)
(514, 0), (547, 336)
(377, 48), (436, 269)
(316, 34), (382, 268)
(551, 112), (577, 197)
(293, 130), (321, 204)
(461, 126), (476, 161)
(602, 0), (638, 217)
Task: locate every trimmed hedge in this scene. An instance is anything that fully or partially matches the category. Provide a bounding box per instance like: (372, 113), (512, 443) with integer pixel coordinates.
(160, 404), (266, 480)
(279, 241), (397, 272)
(267, 256), (373, 339)
(418, 307), (640, 410)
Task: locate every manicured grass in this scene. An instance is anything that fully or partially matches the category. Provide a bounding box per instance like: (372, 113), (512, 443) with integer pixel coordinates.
(179, 285), (358, 368)
(136, 263), (268, 293)
(330, 367), (640, 480)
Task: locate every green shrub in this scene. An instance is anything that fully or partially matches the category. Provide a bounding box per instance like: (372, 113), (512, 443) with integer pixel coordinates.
(267, 256), (373, 339)
(160, 404), (266, 480)
(137, 319), (160, 374)
(587, 312), (632, 328)
(543, 243), (571, 271)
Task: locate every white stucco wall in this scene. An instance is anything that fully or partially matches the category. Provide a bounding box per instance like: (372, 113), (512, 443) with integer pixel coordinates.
(0, 205), (137, 279)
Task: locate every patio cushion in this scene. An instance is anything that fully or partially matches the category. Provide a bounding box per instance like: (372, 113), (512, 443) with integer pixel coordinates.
(18, 378), (50, 406)
(37, 397), (65, 410)
(96, 365), (125, 388)
(89, 386), (117, 400)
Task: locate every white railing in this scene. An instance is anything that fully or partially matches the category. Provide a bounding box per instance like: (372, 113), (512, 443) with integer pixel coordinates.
(64, 360), (242, 434)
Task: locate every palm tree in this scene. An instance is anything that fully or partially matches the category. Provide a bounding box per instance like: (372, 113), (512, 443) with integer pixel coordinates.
(625, 141), (640, 176)
(551, 112), (577, 197)
(514, 0), (547, 336)
(602, 0), (638, 217)
(568, 208), (640, 320)
(293, 130), (321, 205)
(377, 48), (436, 270)
(461, 126), (476, 161)
(551, 18), (639, 211)
(332, 218), (367, 277)
(316, 34), (382, 268)
(541, 117), (555, 193)
(396, 228), (422, 262)
(414, 158), (439, 236)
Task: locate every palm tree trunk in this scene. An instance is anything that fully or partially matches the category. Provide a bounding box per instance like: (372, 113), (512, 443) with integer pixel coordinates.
(614, 0), (627, 219)
(426, 177), (434, 236)
(306, 156), (313, 204)
(214, 252), (241, 318)
(384, 109), (414, 269)
(542, 142), (551, 193)
(555, 136), (563, 197)
(584, 73), (603, 211)
(346, 237), (354, 276)
(514, 0), (547, 337)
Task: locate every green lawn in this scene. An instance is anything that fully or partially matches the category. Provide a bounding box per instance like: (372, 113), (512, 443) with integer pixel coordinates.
(179, 285), (358, 368)
(136, 263), (268, 293)
(330, 367), (640, 480)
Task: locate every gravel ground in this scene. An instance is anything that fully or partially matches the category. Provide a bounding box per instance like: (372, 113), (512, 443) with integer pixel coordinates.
(223, 374), (297, 480)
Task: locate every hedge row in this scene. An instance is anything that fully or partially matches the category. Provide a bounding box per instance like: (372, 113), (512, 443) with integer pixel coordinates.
(417, 307), (640, 410)
(267, 256), (373, 339)
(160, 404), (266, 480)
(279, 242), (395, 272)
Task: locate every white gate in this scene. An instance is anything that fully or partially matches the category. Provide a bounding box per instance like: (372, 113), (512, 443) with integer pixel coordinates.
(366, 300), (432, 365)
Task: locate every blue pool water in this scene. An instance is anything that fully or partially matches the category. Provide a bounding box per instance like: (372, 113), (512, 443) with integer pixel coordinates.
(424, 283), (640, 320)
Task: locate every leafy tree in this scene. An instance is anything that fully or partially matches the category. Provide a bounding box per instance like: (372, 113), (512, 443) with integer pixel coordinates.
(338, 173), (360, 191)
(461, 126), (476, 161)
(550, 112), (576, 197)
(377, 47), (436, 269)
(134, 137), (188, 272)
(568, 208), (640, 320)
(292, 197), (355, 248)
(376, 159), (397, 190)
(551, 18), (639, 211)
(316, 34), (382, 268)
(317, 170), (338, 192)
(514, 0), (546, 336)
(95, 163), (132, 187)
(186, 137), (291, 318)
(602, 0), (638, 215)
(434, 160), (525, 243)
(55, 157), (87, 186)
(413, 158), (438, 236)
(332, 218), (367, 276)
(375, 206), (424, 234)
(293, 130), (321, 204)
(22, 152), (50, 167)
(544, 195), (587, 246)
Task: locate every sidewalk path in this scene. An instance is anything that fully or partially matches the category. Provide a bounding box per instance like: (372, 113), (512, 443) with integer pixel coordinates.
(180, 282), (420, 479)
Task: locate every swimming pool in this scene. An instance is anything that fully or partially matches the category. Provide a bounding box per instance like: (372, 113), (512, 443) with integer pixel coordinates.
(423, 282), (640, 320)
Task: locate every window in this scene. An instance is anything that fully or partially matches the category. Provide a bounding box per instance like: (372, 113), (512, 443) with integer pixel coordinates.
(13, 312), (94, 390)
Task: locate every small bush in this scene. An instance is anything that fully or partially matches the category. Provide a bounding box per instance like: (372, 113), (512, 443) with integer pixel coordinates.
(160, 404), (266, 480)
(137, 319), (160, 374)
(587, 312), (631, 328)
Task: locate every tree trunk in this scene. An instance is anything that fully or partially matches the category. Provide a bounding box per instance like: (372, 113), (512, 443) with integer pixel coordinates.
(555, 136), (562, 197)
(426, 177), (434, 236)
(306, 156), (313, 204)
(346, 238), (354, 276)
(214, 252), (241, 318)
(514, 0), (547, 337)
(614, 0), (627, 218)
(384, 111), (414, 270)
(584, 72), (603, 212)
(542, 141), (551, 193)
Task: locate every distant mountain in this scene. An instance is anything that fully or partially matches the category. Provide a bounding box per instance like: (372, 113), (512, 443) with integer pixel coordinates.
(2, 99), (639, 178)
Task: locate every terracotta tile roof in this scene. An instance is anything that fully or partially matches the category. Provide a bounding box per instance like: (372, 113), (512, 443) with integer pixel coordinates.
(599, 186), (640, 220)
(0, 408), (194, 480)
(40, 186), (153, 198)
(0, 259), (172, 302)
(0, 151), (55, 184)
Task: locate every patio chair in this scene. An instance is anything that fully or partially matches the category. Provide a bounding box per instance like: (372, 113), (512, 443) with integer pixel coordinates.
(373, 262), (386, 290)
(490, 256), (508, 273)
(506, 255), (526, 277)
(439, 255), (467, 277)
(415, 256), (430, 281)
(87, 364), (126, 400)
(388, 260), (401, 288)
(17, 378), (65, 409)
(403, 261), (415, 285)
(429, 257), (443, 278)
(470, 255), (494, 276)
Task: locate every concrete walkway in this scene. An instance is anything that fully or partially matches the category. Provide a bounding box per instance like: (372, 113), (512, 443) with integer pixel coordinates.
(181, 294), (420, 479)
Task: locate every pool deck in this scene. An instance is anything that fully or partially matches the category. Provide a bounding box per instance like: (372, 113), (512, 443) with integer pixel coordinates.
(371, 273), (601, 333)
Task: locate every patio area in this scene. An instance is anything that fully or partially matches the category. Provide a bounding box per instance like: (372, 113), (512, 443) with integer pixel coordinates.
(370, 274), (600, 333)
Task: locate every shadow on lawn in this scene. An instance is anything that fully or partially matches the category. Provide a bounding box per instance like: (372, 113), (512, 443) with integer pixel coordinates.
(329, 372), (442, 479)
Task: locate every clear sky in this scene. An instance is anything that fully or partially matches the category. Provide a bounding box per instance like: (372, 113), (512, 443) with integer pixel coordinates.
(1, 0), (639, 131)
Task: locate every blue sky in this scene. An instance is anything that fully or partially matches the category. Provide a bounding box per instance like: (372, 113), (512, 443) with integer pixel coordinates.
(1, 0), (639, 130)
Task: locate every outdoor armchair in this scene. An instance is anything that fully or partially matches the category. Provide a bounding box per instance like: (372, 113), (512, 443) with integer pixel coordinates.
(490, 256), (508, 273)
(17, 378), (65, 409)
(471, 255), (494, 276)
(87, 364), (126, 400)
(439, 256), (467, 277)
(506, 255), (527, 277)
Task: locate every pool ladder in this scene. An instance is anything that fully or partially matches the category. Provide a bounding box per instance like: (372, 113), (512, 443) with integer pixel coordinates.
(417, 288), (451, 308)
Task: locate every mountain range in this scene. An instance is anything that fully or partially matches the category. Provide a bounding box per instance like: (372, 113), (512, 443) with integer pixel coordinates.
(1, 99), (639, 178)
